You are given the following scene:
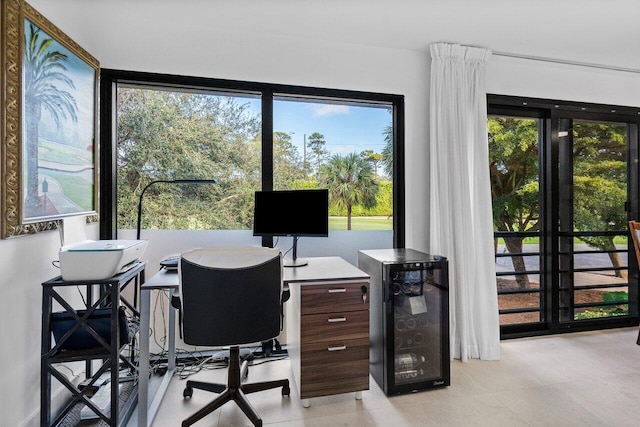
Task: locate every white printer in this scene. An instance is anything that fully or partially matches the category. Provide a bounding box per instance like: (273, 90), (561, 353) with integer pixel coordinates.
(59, 240), (148, 281)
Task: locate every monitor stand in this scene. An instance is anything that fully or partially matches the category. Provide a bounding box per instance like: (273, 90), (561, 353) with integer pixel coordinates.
(284, 236), (308, 267)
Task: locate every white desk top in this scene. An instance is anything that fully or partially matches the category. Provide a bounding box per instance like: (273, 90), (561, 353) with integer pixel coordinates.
(142, 268), (179, 290)
(283, 256), (369, 283)
(143, 256), (368, 290)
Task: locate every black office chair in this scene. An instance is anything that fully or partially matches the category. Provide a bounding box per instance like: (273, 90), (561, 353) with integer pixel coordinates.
(177, 247), (290, 427)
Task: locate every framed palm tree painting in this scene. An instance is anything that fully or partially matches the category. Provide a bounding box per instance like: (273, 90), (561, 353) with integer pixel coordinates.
(1, 0), (99, 238)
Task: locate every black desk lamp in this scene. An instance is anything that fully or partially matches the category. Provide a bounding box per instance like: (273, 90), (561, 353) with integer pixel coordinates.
(136, 179), (217, 240)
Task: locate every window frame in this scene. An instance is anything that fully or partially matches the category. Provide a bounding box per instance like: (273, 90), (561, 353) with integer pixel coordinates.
(99, 69), (405, 248)
(488, 94), (640, 339)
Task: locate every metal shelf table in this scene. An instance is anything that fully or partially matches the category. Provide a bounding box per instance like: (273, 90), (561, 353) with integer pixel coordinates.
(41, 262), (146, 427)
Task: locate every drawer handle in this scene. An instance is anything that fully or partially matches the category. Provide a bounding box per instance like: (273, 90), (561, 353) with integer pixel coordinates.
(327, 345), (347, 352)
(327, 288), (347, 293)
(328, 317), (347, 323)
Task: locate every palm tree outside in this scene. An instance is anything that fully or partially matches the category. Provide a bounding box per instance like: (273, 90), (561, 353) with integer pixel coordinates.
(320, 153), (379, 230)
(381, 123), (393, 177)
(23, 22), (78, 211)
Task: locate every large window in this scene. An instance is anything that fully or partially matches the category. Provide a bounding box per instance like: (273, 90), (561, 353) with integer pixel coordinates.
(488, 95), (640, 338)
(115, 86), (262, 231)
(273, 97), (393, 231)
(99, 70), (404, 249)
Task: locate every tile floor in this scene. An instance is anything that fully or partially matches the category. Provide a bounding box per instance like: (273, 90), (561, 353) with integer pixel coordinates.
(150, 327), (640, 426)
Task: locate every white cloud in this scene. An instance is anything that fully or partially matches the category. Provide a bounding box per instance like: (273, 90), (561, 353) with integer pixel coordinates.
(333, 145), (358, 154)
(310, 104), (350, 117)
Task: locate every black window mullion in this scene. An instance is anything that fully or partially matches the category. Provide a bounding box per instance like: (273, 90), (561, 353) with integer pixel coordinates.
(261, 89), (274, 248)
(261, 89), (274, 191)
(538, 114), (549, 327)
(556, 117), (574, 324)
(99, 71), (116, 240)
(393, 100), (405, 249)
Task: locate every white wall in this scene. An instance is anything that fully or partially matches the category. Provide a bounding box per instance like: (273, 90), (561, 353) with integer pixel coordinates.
(26, 0), (432, 253)
(5, 1), (640, 425)
(0, 222), (99, 426)
(488, 55), (640, 107)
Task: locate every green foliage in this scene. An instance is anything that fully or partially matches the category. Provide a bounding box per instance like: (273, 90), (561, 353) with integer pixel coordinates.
(573, 175), (626, 248)
(117, 89), (393, 232)
(572, 121), (627, 250)
(574, 291), (628, 320)
(574, 309), (627, 320)
(286, 179), (320, 190)
(117, 89), (261, 230)
(342, 180), (391, 216)
(488, 116), (540, 289)
(488, 116), (539, 234)
(602, 291), (628, 303)
(320, 153), (379, 230)
(360, 149), (383, 177)
(274, 131), (305, 189)
(381, 124), (393, 177)
(489, 116), (629, 286)
(306, 132), (329, 176)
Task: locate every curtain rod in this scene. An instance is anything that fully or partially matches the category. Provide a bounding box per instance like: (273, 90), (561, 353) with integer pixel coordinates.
(493, 51), (640, 75)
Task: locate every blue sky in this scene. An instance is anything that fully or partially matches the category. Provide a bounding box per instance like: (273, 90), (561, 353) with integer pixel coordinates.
(245, 97), (392, 158)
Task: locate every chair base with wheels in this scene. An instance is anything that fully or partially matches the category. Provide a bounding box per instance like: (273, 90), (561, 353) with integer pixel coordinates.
(182, 346), (290, 427)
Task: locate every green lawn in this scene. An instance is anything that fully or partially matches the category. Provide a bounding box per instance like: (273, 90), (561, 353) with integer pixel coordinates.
(329, 216), (392, 231)
(39, 138), (93, 165)
(42, 171), (94, 211)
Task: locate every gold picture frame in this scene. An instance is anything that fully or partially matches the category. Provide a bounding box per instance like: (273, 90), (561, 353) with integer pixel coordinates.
(1, 0), (99, 238)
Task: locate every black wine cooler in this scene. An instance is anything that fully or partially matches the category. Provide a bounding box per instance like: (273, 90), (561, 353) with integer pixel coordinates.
(358, 248), (449, 395)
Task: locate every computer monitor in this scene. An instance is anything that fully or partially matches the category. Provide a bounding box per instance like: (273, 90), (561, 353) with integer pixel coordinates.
(253, 189), (329, 267)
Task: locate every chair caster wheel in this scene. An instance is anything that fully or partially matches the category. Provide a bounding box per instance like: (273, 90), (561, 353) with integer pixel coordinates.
(282, 384), (290, 396)
(183, 387), (193, 398)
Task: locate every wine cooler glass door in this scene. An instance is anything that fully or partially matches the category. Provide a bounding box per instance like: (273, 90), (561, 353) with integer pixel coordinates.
(391, 264), (443, 388)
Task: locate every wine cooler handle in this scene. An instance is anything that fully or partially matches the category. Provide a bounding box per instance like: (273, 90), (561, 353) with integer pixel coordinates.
(327, 345), (347, 352)
(385, 283), (392, 302)
(327, 288), (346, 293)
(328, 317), (347, 323)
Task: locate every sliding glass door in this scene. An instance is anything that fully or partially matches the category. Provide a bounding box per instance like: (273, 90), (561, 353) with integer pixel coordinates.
(559, 119), (629, 321)
(488, 96), (640, 337)
(488, 112), (543, 326)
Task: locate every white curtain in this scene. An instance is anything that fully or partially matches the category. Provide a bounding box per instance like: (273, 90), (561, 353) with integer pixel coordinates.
(429, 43), (500, 362)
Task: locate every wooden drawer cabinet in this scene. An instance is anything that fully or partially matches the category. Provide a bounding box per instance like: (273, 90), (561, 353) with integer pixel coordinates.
(300, 282), (369, 314)
(300, 337), (369, 397)
(301, 310), (369, 343)
(284, 257), (370, 407)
